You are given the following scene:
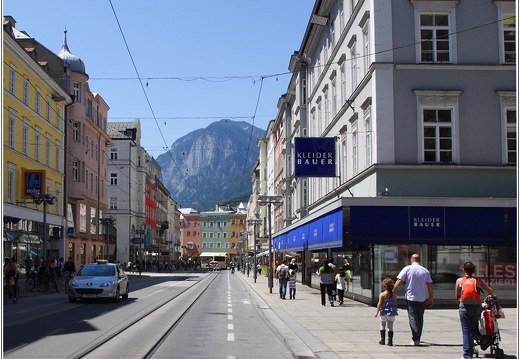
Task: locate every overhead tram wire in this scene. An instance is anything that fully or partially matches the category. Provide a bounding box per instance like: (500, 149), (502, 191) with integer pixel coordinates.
(108, 0), (195, 197)
(102, 10), (511, 206)
(239, 76), (264, 191)
(82, 15), (513, 84)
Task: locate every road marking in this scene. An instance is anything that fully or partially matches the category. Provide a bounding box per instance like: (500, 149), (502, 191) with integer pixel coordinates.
(228, 332), (235, 341)
(228, 323), (234, 330)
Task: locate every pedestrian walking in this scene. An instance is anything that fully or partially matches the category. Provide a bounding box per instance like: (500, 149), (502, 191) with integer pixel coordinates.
(288, 269), (297, 299)
(47, 256), (59, 292)
(335, 267), (346, 305)
(392, 253), (433, 346)
(276, 260), (289, 299)
(344, 259), (352, 291)
(317, 258), (335, 306)
(375, 277), (398, 346)
(329, 258), (338, 301)
(456, 261), (495, 359)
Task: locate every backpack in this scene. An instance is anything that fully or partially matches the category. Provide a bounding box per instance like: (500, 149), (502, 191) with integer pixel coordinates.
(278, 265), (287, 278)
(459, 277), (481, 304)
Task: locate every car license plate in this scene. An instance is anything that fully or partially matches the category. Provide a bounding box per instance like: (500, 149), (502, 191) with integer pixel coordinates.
(83, 294), (96, 298)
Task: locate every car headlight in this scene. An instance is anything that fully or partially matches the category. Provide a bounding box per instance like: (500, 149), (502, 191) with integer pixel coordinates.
(99, 280), (117, 288)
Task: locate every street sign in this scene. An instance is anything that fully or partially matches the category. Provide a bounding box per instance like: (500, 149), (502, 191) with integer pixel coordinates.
(131, 238), (144, 244)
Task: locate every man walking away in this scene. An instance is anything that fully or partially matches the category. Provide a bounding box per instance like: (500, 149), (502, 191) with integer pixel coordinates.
(276, 260), (289, 299)
(393, 253), (433, 346)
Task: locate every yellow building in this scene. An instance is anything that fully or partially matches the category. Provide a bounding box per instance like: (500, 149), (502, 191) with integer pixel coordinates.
(229, 212), (247, 265)
(3, 18), (72, 262)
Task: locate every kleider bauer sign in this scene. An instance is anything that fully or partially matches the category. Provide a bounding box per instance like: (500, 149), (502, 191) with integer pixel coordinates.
(22, 170), (45, 198)
(294, 137), (336, 177)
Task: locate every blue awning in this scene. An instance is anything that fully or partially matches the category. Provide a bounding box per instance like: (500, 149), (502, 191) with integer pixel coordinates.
(275, 209), (343, 252)
(350, 206), (515, 245)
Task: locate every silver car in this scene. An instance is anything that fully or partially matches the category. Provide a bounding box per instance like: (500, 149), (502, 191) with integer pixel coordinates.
(67, 260), (129, 303)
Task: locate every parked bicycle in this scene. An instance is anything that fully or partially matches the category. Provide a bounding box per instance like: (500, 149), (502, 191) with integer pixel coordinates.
(25, 267), (39, 291)
(38, 273), (63, 293)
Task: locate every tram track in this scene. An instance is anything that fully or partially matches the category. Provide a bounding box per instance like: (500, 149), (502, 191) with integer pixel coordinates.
(75, 272), (219, 359)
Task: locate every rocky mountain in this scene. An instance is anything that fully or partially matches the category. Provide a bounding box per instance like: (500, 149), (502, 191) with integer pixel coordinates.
(156, 120), (265, 210)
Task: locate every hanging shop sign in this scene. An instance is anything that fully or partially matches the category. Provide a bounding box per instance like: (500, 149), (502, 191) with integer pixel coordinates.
(294, 137), (336, 177)
(22, 170), (45, 198)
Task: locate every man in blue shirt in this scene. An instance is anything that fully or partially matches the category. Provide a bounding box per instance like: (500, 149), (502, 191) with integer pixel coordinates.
(393, 253), (434, 346)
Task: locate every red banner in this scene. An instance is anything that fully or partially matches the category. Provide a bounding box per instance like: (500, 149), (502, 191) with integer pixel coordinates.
(474, 262), (516, 289)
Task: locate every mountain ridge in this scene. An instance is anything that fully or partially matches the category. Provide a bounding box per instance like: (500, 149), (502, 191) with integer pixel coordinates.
(156, 119), (264, 210)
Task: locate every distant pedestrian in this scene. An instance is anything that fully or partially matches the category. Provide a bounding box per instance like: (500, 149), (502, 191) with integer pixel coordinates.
(375, 277), (398, 346)
(288, 269), (297, 299)
(344, 259), (352, 291)
(33, 255), (41, 271)
(289, 258), (298, 272)
(335, 267), (346, 305)
(25, 256), (33, 274)
(276, 260), (289, 299)
(63, 256), (76, 274)
(257, 263), (262, 276)
(329, 258), (338, 302)
(456, 261), (495, 359)
(317, 258), (335, 306)
(47, 256), (59, 292)
(393, 253), (433, 346)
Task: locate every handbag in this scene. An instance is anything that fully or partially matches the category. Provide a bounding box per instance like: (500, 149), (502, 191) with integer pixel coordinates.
(9, 277), (15, 286)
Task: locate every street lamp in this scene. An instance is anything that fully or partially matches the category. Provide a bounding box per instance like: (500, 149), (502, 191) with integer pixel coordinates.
(239, 230), (250, 275)
(247, 218), (262, 283)
(258, 194), (283, 293)
(99, 216), (116, 260)
(31, 193), (56, 260)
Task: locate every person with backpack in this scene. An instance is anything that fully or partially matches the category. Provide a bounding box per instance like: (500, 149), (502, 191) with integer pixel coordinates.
(276, 259), (289, 299)
(456, 261), (495, 359)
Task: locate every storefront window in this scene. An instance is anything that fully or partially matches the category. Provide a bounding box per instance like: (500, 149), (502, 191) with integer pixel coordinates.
(373, 245), (516, 306)
(430, 245), (516, 304)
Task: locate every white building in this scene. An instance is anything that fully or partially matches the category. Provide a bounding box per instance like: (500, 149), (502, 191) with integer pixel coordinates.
(106, 119), (147, 265)
(251, 0), (516, 306)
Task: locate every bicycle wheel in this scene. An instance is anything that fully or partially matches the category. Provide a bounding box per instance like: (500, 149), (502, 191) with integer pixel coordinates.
(38, 279), (49, 293)
(26, 277), (36, 291)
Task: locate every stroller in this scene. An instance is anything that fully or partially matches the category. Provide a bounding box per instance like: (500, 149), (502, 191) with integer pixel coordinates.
(473, 295), (505, 358)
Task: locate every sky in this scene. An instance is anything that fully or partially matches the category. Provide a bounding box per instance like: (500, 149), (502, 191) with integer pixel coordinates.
(3, 0), (316, 157)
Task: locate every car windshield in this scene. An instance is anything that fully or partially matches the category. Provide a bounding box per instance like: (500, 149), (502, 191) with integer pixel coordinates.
(77, 265), (115, 277)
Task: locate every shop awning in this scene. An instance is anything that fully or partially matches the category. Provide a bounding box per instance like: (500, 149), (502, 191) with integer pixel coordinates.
(4, 231), (42, 244)
(200, 252), (227, 257)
